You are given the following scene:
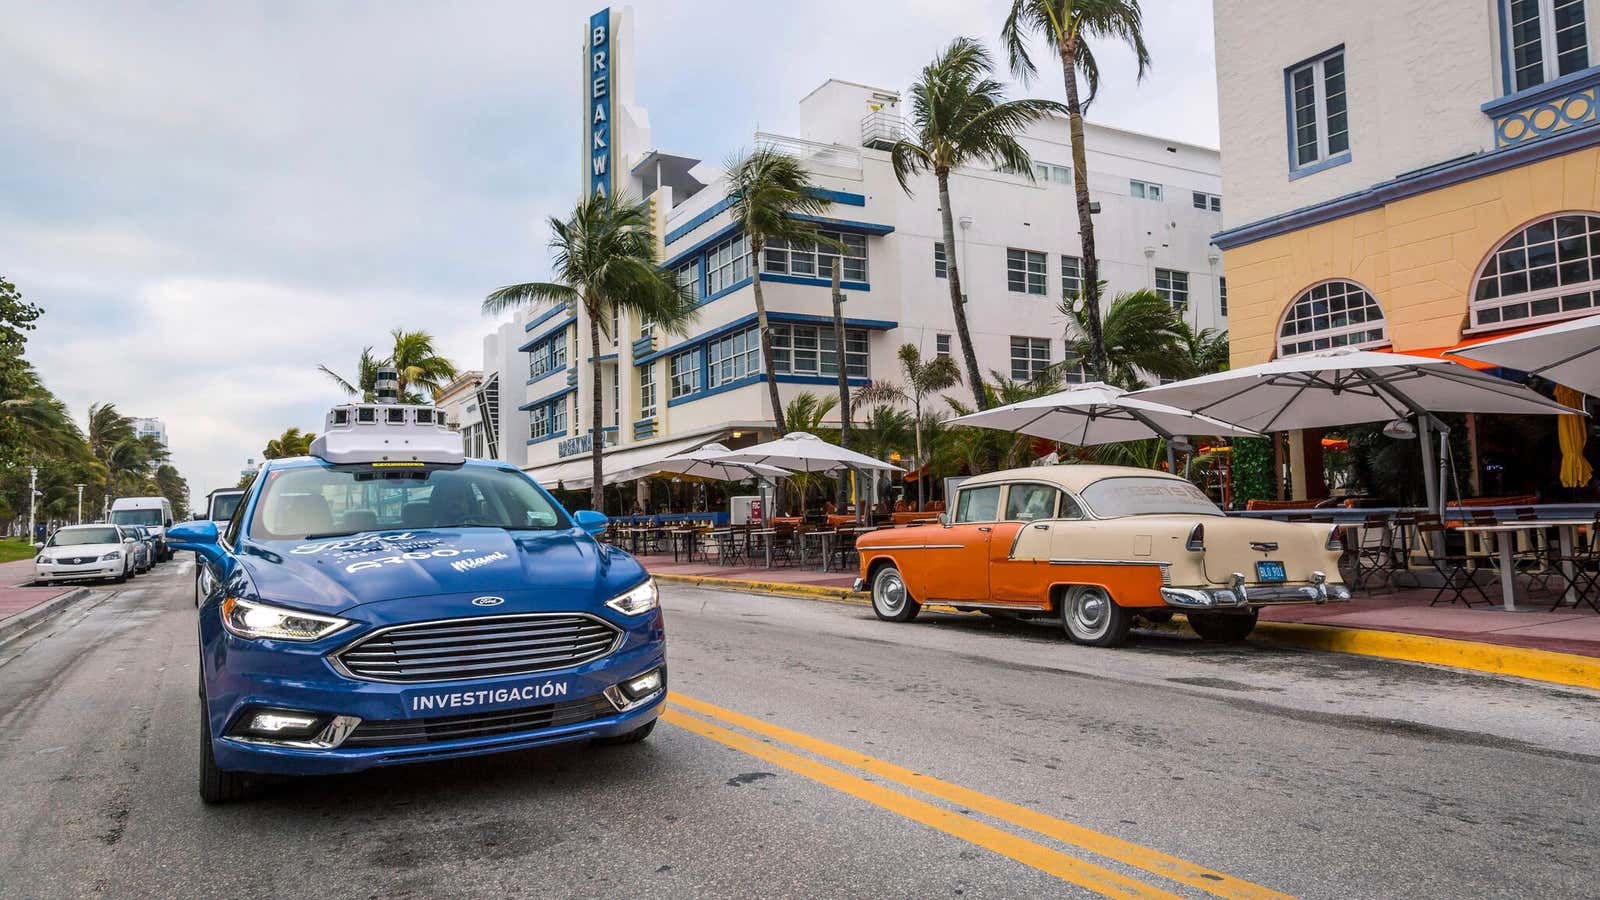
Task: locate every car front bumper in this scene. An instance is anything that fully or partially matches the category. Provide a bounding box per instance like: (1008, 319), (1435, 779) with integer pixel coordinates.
(205, 609), (667, 777)
(34, 561), (121, 581)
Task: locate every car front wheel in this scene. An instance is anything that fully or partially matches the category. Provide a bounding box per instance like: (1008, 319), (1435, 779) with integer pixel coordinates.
(1061, 585), (1131, 647)
(198, 694), (250, 803)
(870, 565), (920, 622)
(1188, 610), (1259, 643)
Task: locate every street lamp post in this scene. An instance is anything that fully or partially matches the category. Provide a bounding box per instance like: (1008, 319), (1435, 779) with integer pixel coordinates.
(26, 466), (37, 542)
(75, 483), (86, 524)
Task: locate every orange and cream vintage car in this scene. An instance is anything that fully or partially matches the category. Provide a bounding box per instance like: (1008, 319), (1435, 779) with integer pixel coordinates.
(854, 465), (1350, 647)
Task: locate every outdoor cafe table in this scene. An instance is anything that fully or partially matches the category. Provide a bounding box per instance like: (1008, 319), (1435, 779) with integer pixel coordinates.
(800, 529), (836, 571)
(1454, 518), (1593, 611)
(749, 528), (778, 568)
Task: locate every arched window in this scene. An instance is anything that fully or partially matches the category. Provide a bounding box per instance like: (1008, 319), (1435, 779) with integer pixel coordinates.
(1472, 213), (1600, 330)
(1277, 280), (1389, 357)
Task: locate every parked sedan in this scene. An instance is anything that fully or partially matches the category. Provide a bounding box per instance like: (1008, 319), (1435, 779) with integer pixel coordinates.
(855, 465), (1351, 647)
(128, 526), (156, 574)
(34, 524), (136, 584)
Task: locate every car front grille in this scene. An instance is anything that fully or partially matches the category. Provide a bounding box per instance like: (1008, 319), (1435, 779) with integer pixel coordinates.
(334, 613), (621, 683)
(61, 557), (95, 565)
(340, 695), (616, 748)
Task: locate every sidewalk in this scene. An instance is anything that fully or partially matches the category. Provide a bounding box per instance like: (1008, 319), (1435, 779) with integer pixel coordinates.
(638, 552), (1600, 661)
(0, 558), (89, 637)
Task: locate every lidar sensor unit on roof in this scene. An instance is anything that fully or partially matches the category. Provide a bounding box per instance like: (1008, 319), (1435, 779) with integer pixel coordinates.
(310, 403), (465, 465)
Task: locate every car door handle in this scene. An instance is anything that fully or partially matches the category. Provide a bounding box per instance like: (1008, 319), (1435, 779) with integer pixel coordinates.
(977, 526), (992, 532)
(1032, 523), (1049, 530)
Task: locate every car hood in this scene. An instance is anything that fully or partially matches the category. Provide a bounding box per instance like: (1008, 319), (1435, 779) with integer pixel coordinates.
(235, 527), (645, 614)
(42, 543), (121, 557)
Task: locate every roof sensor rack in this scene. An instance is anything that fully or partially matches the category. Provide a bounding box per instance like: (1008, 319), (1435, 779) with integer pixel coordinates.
(310, 402), (465, 465)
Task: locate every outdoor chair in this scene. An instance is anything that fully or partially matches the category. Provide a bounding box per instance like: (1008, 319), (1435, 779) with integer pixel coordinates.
(1416, 516), (1494, 607)
(1541, 513), (1600, 613)
(770, 525), (798, 568)
(1350, 513), (1400, 592)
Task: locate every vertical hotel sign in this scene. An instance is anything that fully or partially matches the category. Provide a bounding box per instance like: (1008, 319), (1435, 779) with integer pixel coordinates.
(588, 8), (613, 198)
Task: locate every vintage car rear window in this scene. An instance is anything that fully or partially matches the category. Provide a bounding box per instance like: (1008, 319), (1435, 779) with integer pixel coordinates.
(1079, 477), (1222, 518)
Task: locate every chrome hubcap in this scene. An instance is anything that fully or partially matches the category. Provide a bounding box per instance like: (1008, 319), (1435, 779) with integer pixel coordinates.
(876, 571), (906, 613)
(1070, 589), (1108, 636)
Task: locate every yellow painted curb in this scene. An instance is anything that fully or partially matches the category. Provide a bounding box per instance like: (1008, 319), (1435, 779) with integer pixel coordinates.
(1246, 620), (1600, 692)
(657, 572), (1600, 692)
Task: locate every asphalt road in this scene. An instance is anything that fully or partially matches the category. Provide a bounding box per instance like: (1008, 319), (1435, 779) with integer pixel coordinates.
(1, 561), (1597, 899)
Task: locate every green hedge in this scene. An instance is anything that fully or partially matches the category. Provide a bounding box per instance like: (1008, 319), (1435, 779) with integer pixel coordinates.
(1231, 437), (1275, 509)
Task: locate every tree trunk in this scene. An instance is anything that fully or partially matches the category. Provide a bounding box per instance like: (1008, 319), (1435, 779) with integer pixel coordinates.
(937, 168), (987, 411)
(750, 237), (788, 436)
(588, 309), (605, 512)
(913, 397), (926, 511)
(1060, 44), (1110, 384)
(830, 260), (852, 513)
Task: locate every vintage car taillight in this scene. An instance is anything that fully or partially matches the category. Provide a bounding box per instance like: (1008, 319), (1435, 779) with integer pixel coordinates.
(1325, 527), (1344, 551)
(1186, 523), (1205, 552)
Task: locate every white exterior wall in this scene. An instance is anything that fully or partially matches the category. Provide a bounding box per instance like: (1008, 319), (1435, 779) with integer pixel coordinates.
(1213, 0), (1501, 228)
(130, 417), (168, 448)
(484, 320), (529, 468)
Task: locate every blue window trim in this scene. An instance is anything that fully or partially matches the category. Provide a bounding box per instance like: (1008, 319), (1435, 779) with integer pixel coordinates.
(1214, 111), (1600, 250)
(666, 373), (871, 408)
(663, 220), (892, 271)
(518, 316), (576, 352)
(523, 304), (571, 332)
(518, 385), (576, 412)
(1483, 64), (1600, 116)
(663, 189), (868, 247)
(1282, 45), (1350, 178)
(636, 311), (898, 367)
(760, 272), (871, 292)
(585, 353), (619, 363)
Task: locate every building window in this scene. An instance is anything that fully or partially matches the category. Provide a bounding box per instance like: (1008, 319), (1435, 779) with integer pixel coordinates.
(762, 230), (868, 282)
(1130, 180), (1164, 201)
(1059, 360), (1090, 384)
(1219, 276), (1228, 317)
(707, 325), (762, 388)
(1032, 161), (1071, 184)
(1156, 269), (1189, 311)
(528, 331), (568, 380)
(1061, 255), (1083, 299)
(706, 233), (751, 295)
(935, 333), (951, 359)
(1278, 280), (1389, 356)
(529, 405), (550, 440)
(1473, 213), (1600, 329)
(1010, 336), (1050, 381)
(1192, 191), (1222, 212)
(639, 363), (657, 419)
(771, 324), (869, 377)
(675, 263), (699, 304)
(669, 348), (701, 399)
(611, 367), (619, 426)
(551, 397), (567, 436)
(1505, 0), (1589, 92)
(569, 394), (578, 435)
(1006, 248), (1047, 295)
(934, 241), (947, 278)
(1288, 49), (1349, 170)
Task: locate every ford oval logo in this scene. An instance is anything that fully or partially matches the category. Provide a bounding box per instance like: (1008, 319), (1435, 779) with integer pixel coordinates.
(471, 596), (505, 607)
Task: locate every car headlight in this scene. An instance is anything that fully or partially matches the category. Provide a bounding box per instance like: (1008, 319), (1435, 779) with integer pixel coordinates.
(101, 551), (122, 560)
(36, 556), (53, 565)
(221, 597), (350, 641)
(605, 578), (659, 616)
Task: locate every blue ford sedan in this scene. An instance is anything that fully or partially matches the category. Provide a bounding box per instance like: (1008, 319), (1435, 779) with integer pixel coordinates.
(170, 404), (664, 803)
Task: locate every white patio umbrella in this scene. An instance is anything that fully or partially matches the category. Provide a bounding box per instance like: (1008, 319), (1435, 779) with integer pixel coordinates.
(1444, 312), (1600, 395)
(719, 432), (902, 522)
(946, 382), (1260, 469)
(1132, 348), (1580, 515)
(613, 443), (792, 482)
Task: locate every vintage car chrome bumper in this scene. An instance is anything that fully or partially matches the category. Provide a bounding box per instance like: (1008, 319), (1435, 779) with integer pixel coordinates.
(852, 578), (865, 592)
(1160, 571), (1351, 610)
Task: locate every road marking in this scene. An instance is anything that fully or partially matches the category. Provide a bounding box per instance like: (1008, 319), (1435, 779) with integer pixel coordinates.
(661, 706), (1180, 900)
(670, 693), (1291, 900)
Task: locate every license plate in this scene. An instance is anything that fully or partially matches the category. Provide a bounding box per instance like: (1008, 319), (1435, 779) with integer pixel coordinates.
(1255, 561), (1287, 583)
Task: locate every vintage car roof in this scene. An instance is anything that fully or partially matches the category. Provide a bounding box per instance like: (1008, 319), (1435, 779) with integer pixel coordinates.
(959, 464), (1188, 493)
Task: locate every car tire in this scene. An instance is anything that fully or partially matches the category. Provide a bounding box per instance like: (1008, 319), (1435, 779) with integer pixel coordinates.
(870, 565), (920, 623)
(1188, 610), (1259, 643)
(1061, 585), (1131, 647)
(593, 719), (656, 746)
(198, 693), (250, 804)
(114, 565), (129, 584)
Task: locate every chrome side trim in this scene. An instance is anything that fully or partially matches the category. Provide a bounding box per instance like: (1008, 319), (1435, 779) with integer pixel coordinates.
(1048, 558), (1167, 567)
(880, 544), (964, 550)
(945, 600), (1050, 612)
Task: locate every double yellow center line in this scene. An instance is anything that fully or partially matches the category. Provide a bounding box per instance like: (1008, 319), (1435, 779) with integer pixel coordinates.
(663, 693), (1291, 900)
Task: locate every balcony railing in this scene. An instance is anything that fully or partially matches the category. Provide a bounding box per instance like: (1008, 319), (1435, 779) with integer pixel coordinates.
(755, 132), (862, 172)
(860, 110), (906, 150)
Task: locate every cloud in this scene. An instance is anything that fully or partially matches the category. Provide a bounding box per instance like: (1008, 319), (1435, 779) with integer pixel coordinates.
(3, 0), (1216, 499)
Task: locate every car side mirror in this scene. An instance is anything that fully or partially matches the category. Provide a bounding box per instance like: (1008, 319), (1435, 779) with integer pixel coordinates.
(574, 509), (609, 536)
(940, 511), (951, 527)
(33, 541), (44, 551)
(167, 520), (221, 560)
(164, 519), (174, 528)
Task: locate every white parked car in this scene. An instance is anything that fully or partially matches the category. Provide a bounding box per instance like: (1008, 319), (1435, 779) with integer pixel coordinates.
(34, 524), (137, 584)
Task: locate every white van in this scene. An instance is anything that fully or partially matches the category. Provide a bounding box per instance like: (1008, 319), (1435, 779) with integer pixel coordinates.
(110, 497), (175, 561)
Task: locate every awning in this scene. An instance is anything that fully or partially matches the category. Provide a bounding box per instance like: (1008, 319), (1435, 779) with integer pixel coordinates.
(524, 434), (715, 491)
(1385, 326), (1543, 371)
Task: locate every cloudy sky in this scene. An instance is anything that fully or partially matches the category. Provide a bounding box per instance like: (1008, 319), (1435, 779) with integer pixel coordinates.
(2, 0), (1218, 500)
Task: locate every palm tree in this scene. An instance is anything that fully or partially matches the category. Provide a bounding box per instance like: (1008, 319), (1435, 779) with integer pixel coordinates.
(896, 345), (960, 509)
(889, 37), (1065, 411)
(1003, 0), (1152, 383)
(263, 427), (316, 459)
(1057, 288), (1189, 390)
(484, 192), (697, 510)
(388, 329), (458, 401)
(1175, 322), (1230, 377)
(319, 347), (382, 402)
(725, 147), (842, 435)
(943, 371), (1064, 470)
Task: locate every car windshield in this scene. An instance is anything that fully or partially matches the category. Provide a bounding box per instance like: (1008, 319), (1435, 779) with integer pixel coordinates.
(210, 494), (243, 521)
(111, 508), (163, 526)
(50, 527), (121, 546)
(248, 464), (570, 540)
(1078, 477), (1223, 518)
